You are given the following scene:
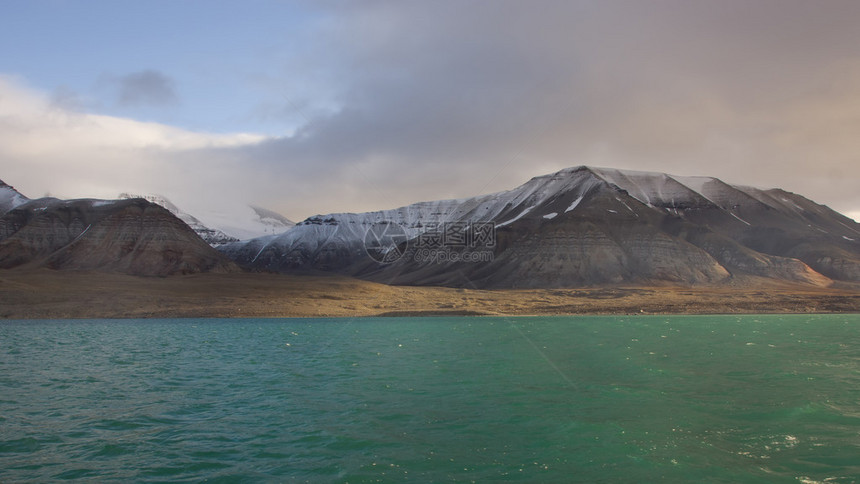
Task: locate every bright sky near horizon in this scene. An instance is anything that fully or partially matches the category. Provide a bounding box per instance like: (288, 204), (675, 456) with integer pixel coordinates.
(1, 0), (859, 222)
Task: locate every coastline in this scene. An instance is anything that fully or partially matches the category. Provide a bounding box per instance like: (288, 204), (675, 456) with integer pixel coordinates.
(2, 269), (859, 319)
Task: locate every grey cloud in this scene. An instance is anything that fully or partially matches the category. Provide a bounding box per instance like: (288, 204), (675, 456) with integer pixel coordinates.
(114, 70), (178, 107)
(158, 1), (860, 219)
(49, 86), (87, 111)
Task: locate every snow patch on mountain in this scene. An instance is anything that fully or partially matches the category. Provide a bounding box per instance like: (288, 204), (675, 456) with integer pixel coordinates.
(565, 195), (584, 213)
(728, 212), (751, 226)
(498, 205), (535, 227)
(91, 200), (118, 208)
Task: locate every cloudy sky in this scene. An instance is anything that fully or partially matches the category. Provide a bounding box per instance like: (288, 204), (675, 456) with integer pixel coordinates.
(1, 0), (859, 223)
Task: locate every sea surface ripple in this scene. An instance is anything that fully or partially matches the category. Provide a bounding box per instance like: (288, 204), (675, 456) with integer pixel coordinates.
(1, 315), (859, 482)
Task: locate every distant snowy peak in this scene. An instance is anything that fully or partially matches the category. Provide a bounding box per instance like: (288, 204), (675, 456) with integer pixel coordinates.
(119, 193), (239, 246)
(193, 205), (295, 242)
(0, 179), (30, 215)
(250, 206), (295, 232)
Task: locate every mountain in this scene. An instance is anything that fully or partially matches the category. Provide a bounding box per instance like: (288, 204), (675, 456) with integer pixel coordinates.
(0, 188), (237, 276)
(219, 166), (860, 288)
(119, 193), (295, 243)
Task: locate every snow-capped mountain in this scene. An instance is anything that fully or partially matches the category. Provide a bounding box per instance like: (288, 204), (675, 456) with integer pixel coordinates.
(217, 167), (607, 272)
(4, 167), (858, 287)
(118, 194), (295, 245)
(220, 166), (860, 288)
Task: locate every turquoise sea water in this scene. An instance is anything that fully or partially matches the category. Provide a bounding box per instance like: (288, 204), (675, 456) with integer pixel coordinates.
(1, 315), (859, 482)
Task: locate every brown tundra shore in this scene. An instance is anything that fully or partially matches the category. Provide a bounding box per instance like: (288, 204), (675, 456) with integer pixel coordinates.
(1, 269), (859, 319)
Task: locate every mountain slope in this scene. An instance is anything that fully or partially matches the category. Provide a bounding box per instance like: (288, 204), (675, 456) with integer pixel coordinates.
(221, 166), (859, 288)
(583, 168), (860, 282)
(0, 179), (29, 215)
(219, 167), (610, 273)
(0, 195), (237, 276)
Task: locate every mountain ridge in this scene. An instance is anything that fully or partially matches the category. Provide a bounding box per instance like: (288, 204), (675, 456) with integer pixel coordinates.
(0, 179), (29, 215)
(220, 165), (859, 288)
(3, 166), (858, 287)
